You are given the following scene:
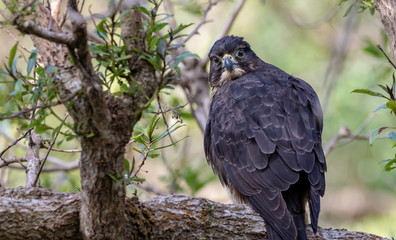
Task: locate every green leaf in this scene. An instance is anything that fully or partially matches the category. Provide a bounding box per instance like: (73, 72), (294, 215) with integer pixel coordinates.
(148, 153), (160, 158)
(369, 127), (383, 145)
(157, 38), (166, 58)
(386, 100), (396, 112)
(383, 158), (396, 171)
(153, 136), (188, 151)
(352, 89), (386, 98)
(134, 123), (146, 133)
(387, 132), (396, 141)
(339, 0), (349, 5)
(27, 49), (37, 76)
(124, 158), (130, 176)
(152, 22), (168, 33)
(14, 79), (23, 92)
(343, 4), (355, 17)
(147, 116), (160, 138)
(108, 173), (121, 183)
(171, 51), (200, 68)
(115, 54), (133, 62)
(172, 23), (193, 36)
(35, 124), (51, 134)
(8, 42), (18, 68)
(137, 6), (150, 16)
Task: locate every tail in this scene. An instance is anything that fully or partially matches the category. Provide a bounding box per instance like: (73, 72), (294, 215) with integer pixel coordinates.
(308, 187), (321, 233)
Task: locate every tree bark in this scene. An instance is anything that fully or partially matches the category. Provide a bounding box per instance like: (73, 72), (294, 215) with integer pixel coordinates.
(0, 187), (388, 240)
(3, 1), (157, 239)
(376, 0), (396, 61)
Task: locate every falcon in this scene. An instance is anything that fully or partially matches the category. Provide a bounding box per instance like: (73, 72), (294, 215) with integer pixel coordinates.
(204, 35), (326, 240)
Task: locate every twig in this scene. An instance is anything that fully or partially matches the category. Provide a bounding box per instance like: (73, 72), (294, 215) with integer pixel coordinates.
(151, 99), (191, 114)
(133, 154), (149, 177)
(183, 0), (219, 44)
(0, 157), (26, 169)
(41, 145), (81, 153)
(324, 113), (374, 155)
(0, 128), (33, 160)
(377, 44), (396, 70)
(156, 94), (174, 143)
(32, 113), (68, 186)
(0, 92), (76, 120)
(2, 158), (79, 172)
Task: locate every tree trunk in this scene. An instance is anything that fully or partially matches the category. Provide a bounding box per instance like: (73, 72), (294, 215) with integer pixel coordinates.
(0, 187), (389, 240)
(376, 0), (396, 61)
(2, 1), (156, 239)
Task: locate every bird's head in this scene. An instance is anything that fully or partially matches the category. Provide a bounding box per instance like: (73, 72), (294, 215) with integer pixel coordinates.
(208, 35), (261, 88)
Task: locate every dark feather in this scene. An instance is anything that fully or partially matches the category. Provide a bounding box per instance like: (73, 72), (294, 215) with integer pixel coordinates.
(204, 35), (326, 240)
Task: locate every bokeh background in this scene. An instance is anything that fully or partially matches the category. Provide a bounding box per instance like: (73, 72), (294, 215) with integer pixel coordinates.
(1, 0), (395, 238)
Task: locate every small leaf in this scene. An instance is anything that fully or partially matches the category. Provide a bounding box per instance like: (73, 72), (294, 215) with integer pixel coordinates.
(387, 132), (396, 141)
(157, 38), (166, 58)
(171, 51), (200, 68)
(115, 54), (133, 62)
(343, 4), (355, 17)
(137, 6), (150, 16)
(8, 42), (18, 68)
(370, 127), (383, 145)
(27, 49), (37, 76)
(147, 116), (160, 138)
(148, 153), (160, 158)
(35, 124), (51, 134)
(152, 22), (168, 33)
(108, 173), (121, 183)
(352, 89), (386, 98)
(386, 100), (396, 112)
(124, 158), (130, 176)
(383, 158), (396, 171)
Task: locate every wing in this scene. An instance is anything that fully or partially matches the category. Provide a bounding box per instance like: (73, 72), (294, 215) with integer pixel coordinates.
(204, 68), (326, 238)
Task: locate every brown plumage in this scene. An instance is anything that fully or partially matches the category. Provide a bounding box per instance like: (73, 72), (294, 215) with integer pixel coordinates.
(204, 36), (326, 240)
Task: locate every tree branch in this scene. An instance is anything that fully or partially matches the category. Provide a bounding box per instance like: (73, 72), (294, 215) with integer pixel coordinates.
(15, 19), (74, 45)
(0, 188), (389, 240)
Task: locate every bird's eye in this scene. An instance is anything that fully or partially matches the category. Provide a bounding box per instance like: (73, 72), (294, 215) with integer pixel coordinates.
(236, 49), (245, 58)
(212, 57), (220, 65)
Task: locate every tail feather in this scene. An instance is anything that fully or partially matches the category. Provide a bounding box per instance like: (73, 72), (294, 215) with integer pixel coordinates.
(308, 187), (321, 233)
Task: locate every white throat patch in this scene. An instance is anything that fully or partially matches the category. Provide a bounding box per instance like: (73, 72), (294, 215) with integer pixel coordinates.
(218, 68), (246, 86)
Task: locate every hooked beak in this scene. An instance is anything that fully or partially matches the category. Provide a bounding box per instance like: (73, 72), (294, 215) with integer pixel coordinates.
(223, 54), (234, 72)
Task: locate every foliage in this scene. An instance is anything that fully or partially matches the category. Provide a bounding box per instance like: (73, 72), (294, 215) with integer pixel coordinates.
(340, 0), (376, 16)
(0, 0), (203, 193)
(352, 77), (396, 171)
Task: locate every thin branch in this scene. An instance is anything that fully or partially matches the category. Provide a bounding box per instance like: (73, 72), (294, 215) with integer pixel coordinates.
(151, 99), (191, 114)
(33, 114), (68, 186)
(324, 113), (374, 155)
(182, 0), (219, 44)
(0, 156), (26, 169)
(2, 158), (79, 172)
(16, 19), (75, 45)
(41, 145), (81, 153)
(377, 44), (396, 70)
(0, 92), (76, 120)
(0, 128), (32, 159)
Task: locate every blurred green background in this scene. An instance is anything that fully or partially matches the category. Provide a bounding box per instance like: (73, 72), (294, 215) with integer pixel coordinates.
(0, 0), (395, 238)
